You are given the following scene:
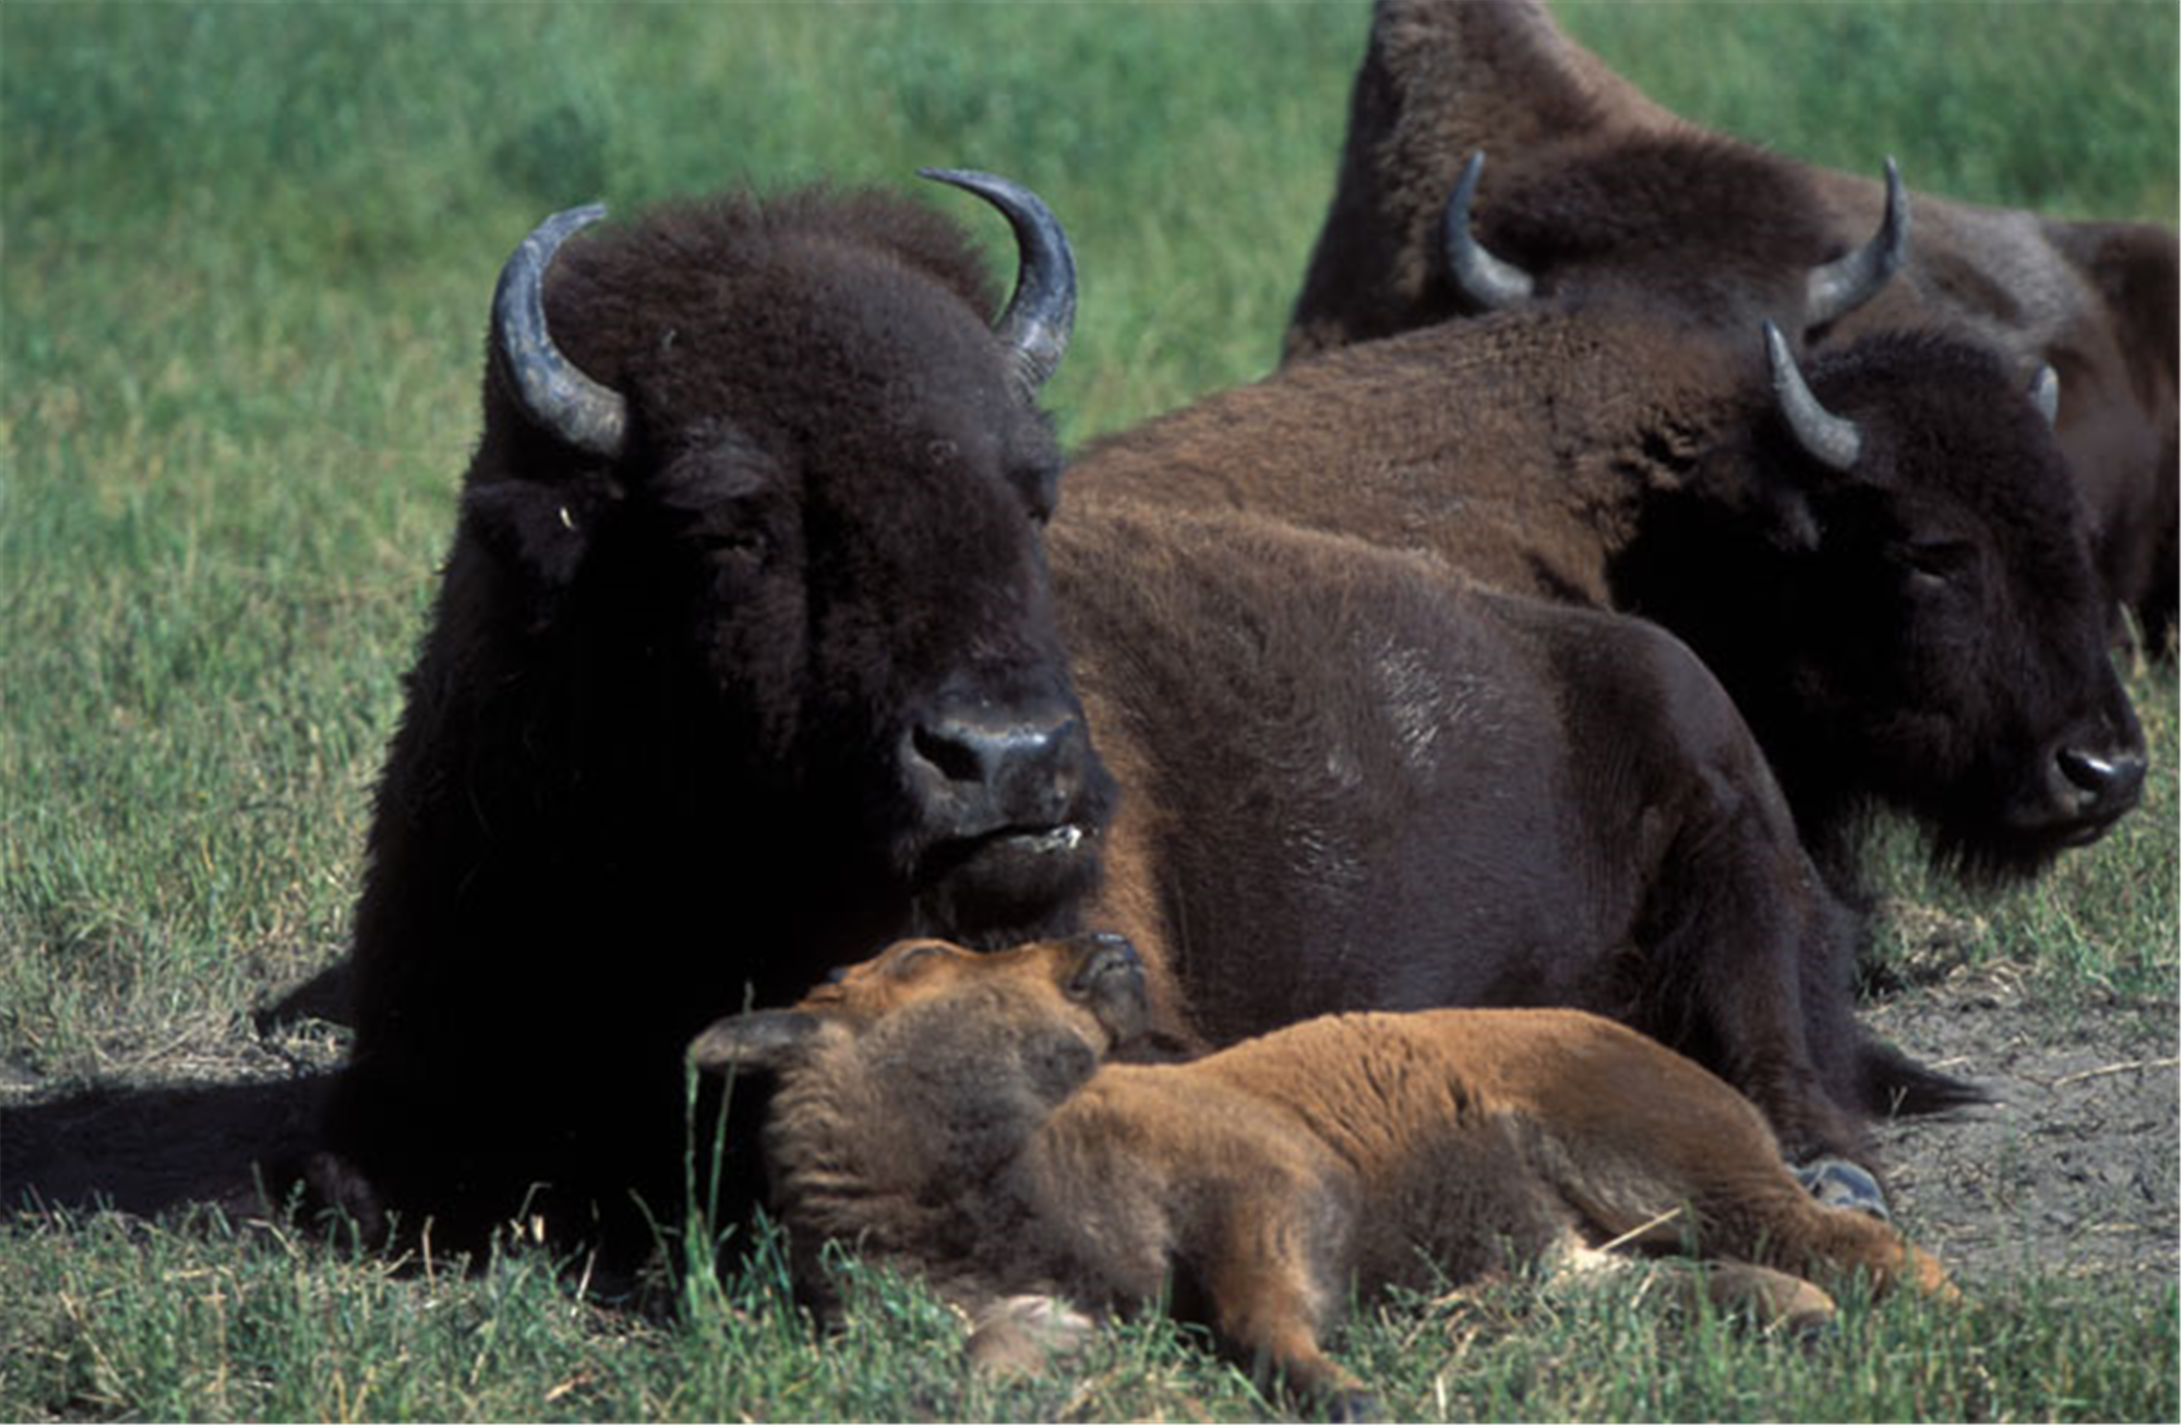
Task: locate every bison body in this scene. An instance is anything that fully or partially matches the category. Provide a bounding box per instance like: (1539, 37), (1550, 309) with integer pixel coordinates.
(322, 175), (1114, 1259)
(1072, 307), (2145, 887)
(1284, 0), (2177, 650)
(1050, 500), (1958, 1166)
(693, 933), (1956, 1414)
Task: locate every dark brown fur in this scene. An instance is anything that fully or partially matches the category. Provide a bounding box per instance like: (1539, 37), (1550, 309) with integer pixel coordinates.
(693, 934), (1956, 1413)
(1050, 500), (1965, 1167)
(1074, 306), (2144, 889)
(322, 184), (1115, 1261)
(1284, 0), (2178, 650)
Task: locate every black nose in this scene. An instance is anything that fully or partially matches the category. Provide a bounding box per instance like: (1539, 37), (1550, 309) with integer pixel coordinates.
(2055, 744), (2147, 813)
(904, 694), (1091, 839)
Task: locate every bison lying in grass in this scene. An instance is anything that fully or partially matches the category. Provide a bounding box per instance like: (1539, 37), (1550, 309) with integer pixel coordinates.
(1286, 0), (2176, 653)
(308, 168), (1961, 1263)
(1072, 304), (2145, 890)
(691, 932), (1957, 1417)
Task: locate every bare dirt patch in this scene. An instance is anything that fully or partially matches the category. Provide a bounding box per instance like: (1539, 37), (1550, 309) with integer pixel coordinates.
(1864, 967), (2178, 1292)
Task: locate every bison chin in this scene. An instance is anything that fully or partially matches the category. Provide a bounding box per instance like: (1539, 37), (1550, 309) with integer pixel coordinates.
(905, 822), (1109, 948)
(1929, 770), (2144, 885)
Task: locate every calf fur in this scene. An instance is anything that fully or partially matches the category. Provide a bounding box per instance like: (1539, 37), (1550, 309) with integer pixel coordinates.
(692, 933), (1955, 1414)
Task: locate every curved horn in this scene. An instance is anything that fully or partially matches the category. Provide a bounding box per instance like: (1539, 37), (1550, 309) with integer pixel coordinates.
(919, 167), (1077, 397)
(1441, 150), (1535, 311)
(1764, 320), (1862, 472)
(1805, 158), (1910, 327)
(490, 203), (630, 461)
(2028, 364), (2060, 427)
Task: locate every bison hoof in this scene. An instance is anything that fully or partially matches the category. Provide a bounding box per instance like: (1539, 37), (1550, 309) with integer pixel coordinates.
(1794, 1157), (1890, 1220)
(966, 1293), (1097, 1377)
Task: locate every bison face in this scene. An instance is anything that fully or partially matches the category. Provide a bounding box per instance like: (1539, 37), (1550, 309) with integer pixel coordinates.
(1754, 330), (2146, 878)
(467, 174), (1115, 952)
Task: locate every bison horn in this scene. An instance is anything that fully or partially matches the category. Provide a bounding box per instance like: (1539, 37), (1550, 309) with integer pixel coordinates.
(1764, 320), (1862, 472)
(919, 168), (1077, 398)
(1805, 158), (1910, 328)
(490, 203), (630, 461)
(2028, 364), (2061, 427)
(1440, 151), (1535, 312)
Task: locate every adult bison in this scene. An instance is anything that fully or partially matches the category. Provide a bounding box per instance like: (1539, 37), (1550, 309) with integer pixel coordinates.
(1047, 501), (1969, 1179)
(1069, 310), (2146, 890)
(689, 932), (1956, 1415)
(1283, 0), (2178, 652)
(320, 170), (1117, 1262)
(318, 169), (1957, 1263)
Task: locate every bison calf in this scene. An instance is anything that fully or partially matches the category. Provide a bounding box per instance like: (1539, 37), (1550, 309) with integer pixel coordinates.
(691, 933), (1955, 1415)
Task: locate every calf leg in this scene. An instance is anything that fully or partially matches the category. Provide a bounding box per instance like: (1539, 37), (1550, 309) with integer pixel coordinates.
(1192, 1186), (1376, 1419)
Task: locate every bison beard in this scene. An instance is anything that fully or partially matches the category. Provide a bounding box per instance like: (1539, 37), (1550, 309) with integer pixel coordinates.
(319, 172), (1114, 1264)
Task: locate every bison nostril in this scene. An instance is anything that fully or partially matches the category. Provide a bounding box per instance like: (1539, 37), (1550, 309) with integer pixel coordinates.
(911, 721), (993, 785)
(2056, 746), (2147, 805)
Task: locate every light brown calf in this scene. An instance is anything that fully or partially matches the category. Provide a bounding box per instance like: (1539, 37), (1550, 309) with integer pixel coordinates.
(690, 932), (1954, 1415)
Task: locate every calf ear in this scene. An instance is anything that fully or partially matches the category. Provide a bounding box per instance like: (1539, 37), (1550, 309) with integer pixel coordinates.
(687, 1010), (824, 1076)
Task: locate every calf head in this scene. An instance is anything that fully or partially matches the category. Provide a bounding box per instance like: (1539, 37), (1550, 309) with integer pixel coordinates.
(1640, 324), (2145, 878)
(463, 171), (1114, 947)
(689, 933), (1151, 1192)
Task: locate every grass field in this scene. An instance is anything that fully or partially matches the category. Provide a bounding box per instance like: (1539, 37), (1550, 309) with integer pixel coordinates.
(3, 2), (2175, 1419)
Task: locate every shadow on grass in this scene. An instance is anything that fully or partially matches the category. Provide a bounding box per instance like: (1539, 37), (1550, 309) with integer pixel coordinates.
(1, 1071), (331, 1222)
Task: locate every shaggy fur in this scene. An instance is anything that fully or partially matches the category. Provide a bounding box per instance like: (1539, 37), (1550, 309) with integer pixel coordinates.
(1284, 0), (2177, 650)
(322, 183), (1116, 1261)
(1072, 305), (2145, 889)
(692, 934), (1957, 1414)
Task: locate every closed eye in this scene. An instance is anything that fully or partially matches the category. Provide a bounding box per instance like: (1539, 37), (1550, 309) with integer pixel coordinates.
(1902, 539), (1976, 589)
(885, 941), (959, 977)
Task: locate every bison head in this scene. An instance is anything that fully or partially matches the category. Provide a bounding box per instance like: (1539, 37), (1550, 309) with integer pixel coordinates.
(1438, 145), (1907, 339)
(464, 171), (1116, 951)
(1641, 323), (2147, 880)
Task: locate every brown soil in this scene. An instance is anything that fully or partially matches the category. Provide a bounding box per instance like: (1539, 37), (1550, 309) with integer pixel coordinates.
(3, 967), (2174, 1297)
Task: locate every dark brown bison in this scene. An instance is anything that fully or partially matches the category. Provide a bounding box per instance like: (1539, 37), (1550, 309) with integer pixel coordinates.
(316, 167), (1959, 1262)
(1283, 0), (2178, 652)
(1072, 307), (2146, 890)
(320, 170), (1117, 1261)
(690, 932), (1957, 1417)
(1047, 500), (1970, 1177)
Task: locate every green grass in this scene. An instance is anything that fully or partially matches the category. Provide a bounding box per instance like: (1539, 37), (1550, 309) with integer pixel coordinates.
(3, 2), (2176, 1419)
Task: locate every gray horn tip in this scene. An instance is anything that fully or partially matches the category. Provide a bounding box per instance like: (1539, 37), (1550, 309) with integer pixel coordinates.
(1763, 320), (1864, 473)
(919, 166), (1077, 396)
(491, 201), (629, 461)
(1442, 149), (1533, 311)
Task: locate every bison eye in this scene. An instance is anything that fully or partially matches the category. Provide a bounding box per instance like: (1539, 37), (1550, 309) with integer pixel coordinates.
(692, 527), (767, 566)
(1901, 538), (1976, 591)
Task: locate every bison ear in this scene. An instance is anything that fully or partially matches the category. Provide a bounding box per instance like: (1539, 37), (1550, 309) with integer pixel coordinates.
(462, 474), (620, 591)
(687, 1010), (825, 1077)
